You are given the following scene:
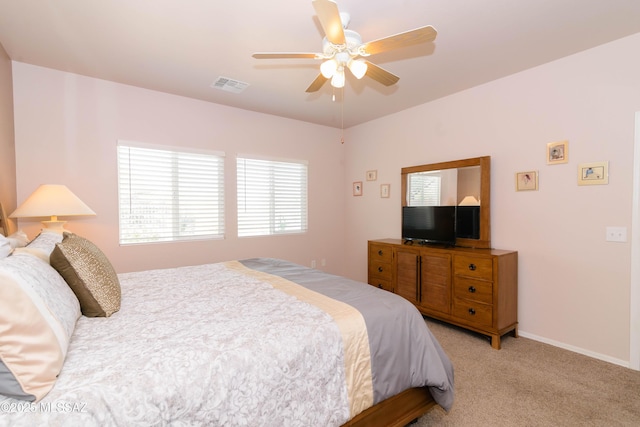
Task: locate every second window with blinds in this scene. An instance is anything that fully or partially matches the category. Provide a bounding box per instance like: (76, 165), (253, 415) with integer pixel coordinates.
(237, 156), (308, 237)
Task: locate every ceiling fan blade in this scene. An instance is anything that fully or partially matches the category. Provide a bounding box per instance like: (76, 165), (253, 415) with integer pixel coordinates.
(305, 74), (328, 92)
(365, 61), (399, 86)
(253, 52), (320, 59)
(312, 0), (345, 45)
(362, 25), (437, 56)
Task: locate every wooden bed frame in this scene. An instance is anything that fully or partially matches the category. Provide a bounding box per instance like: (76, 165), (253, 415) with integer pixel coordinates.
(342, 387), (437, 427)
(0, 202), (10, 237)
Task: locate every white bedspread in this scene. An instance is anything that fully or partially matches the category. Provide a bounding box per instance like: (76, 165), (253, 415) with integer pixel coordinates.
(1, 262), (351, 426)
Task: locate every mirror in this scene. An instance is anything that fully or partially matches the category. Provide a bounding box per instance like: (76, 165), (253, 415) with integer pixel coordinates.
(401, 156), (491, 249)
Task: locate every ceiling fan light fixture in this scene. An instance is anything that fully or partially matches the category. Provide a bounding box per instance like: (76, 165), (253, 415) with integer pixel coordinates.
(331, 68), (345, 88)
(347, 58), (367, 79)
(320, 59), (338, 78)
(252, 1), (437, 93)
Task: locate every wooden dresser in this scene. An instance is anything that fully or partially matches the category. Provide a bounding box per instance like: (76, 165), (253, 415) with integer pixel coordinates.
(368, 238), (518, 349)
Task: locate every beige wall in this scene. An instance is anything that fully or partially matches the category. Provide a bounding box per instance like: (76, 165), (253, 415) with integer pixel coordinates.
(342, 33), (640, 365)
(0, 43), (16, 225)
(12, 63), (347, 275)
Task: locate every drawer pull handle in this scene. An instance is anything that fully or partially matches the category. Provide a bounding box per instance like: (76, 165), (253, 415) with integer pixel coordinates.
(468, 286), (476, 293)
(468, 308), (476, 315)
(378, 266), (383, 273)
(468, 263), (477, 271)
(378, 250), (384, 256)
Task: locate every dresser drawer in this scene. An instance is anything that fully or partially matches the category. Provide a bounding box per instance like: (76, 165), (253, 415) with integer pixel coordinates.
(454, 255), (493, 281)
(368, 261), (392, 281)
(454, 277), (493, 305)
(452, 298), (493, 327)
(369, 243), (393, 263)
(369, 278), (393, 292)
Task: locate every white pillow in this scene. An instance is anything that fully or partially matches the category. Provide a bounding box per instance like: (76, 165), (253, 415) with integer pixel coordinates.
(6, 230), (29, 249)
(0, 235), (11, 259)
(26, 230), (62, 253)
(13, 230), (63, 263)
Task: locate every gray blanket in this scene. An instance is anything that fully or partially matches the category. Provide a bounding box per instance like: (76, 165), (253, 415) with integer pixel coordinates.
(240, 258), (455, 412)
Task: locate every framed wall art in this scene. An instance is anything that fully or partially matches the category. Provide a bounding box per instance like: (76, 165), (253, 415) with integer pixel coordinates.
(578, 161), (608, 185)
(366, 170), (377, 181)
(547, 140), (568, 164)
(380, 184), (390, 198)
(353, 181), (363, 196)
(515, 170), (538, 191)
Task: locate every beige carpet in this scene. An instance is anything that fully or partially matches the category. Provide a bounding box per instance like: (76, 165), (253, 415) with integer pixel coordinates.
(415, 319), (640, 427)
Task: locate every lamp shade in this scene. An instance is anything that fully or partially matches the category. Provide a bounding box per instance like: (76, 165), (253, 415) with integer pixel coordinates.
(11, 185), (95, 232)
(320, 59), (338, 78)
(347, 59), (368, 79)
(331, 68), (345, 88)
(459, 195), (480, 206)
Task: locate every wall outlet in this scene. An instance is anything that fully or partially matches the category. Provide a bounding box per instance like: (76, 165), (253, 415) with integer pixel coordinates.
(606, 226), (627, 242)
(311, 260), (317, 268)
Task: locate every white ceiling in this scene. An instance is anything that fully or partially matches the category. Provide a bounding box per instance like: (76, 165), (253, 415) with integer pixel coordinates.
(1, 0), (639, 129)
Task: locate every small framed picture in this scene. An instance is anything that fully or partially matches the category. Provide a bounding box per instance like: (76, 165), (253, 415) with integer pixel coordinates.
(547, 140), (568, 164)
(380, 184), (390, 198)
(366, 170), (377, 181)
(515, 171), (538, 191)
(578, 161), (609, 186)
(353, 181), (363, 196)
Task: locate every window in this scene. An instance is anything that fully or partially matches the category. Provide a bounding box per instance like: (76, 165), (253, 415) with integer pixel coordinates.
(117, 142), (224, 244)
(237, 156), (308, 237)
(407, 172), (441, 206)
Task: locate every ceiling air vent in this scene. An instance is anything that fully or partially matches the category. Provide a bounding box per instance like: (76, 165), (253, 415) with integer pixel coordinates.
(211, 77), (249, 93)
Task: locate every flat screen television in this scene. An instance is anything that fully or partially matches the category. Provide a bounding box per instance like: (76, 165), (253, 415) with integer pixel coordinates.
(456, 206), (480, 239)
(402, 206), (456, 246)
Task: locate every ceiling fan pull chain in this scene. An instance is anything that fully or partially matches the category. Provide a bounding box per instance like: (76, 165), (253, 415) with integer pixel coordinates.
(341, 87), (345, 144)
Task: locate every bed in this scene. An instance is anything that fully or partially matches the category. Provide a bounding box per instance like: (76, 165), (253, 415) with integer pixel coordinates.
(0, 204), (454, 426)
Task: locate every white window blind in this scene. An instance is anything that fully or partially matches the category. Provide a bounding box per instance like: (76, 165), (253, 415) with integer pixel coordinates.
(407, 172), (441, 206)
(237, 156), (308, 237)
(117, 142), (224, 244)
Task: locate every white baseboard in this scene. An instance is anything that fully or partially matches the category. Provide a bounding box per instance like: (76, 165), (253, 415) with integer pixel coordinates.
(518, 331), (630, 369)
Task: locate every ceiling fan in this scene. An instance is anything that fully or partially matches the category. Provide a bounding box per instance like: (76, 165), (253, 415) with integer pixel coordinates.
(252, 0), (437, 93)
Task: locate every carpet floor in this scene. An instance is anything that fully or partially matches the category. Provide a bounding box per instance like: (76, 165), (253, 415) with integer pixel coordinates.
(415, 319), (640, 427)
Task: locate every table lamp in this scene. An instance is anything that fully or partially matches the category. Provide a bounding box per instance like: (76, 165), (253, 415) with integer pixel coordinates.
(458, 195), (480, 206)
(10, 184), (96, 233)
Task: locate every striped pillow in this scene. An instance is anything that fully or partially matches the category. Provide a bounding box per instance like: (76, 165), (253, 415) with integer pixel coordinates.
(0, 252), (80, 401)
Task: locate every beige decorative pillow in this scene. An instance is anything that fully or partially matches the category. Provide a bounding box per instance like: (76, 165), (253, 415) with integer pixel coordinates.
(0, 253), (80, 401)
(50, 232), (121, 317)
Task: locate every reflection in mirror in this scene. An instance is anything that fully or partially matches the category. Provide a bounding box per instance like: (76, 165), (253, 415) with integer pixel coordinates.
(407, 166), (481, 207)
(401, 156), (490, 249)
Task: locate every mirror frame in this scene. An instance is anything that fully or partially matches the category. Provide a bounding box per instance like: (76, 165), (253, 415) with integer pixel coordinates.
(401, 156), (491, 249)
